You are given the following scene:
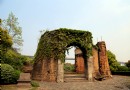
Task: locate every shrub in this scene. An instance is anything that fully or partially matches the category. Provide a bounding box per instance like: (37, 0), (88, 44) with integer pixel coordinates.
(0, 64), (20, 84)
(117, 66), (129, 71)
(3, 49), (26, 70)
(31, 81), (40, 87)
(64, 63), (75, 72)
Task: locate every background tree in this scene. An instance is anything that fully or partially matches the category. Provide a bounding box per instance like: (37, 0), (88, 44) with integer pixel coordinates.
(126, 60), (130, 68)
(2, 12), (23, 52)
(107, 50), (120, 71)
(0, 19), (1, 26)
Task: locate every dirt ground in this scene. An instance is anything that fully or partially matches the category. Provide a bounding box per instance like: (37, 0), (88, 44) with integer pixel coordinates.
(1, 75), (130, 90)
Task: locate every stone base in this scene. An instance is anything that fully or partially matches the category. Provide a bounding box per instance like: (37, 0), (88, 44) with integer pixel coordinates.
(17, 73), (31, 87)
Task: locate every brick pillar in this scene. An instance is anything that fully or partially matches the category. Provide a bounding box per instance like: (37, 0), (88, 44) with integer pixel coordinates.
(75, 48), (85, 73)
(97, 41), (111, 78)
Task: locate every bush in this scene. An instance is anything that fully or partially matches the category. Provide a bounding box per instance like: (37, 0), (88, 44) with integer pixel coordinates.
(0, 64), (20, 84)
(31, 81), (40, 87)
(3, 49), (26, 70)
(117, 66), (129, 71)
(64, 63), (75, 72)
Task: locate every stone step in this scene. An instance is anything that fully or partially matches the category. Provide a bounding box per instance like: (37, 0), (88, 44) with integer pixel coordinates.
(64, 77), (86, 80)
(64, 74), (85, 78)
(64, 75), (85, 78)
(64, 73), (85, 75)
(64, 74), (87, 82)
(64, 79), (88, 82)
(64, 78), (87, 82)
(64, 74), (85, 77)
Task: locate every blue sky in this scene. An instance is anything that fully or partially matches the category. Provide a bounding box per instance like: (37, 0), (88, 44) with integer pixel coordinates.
(0, 0), (130, 62)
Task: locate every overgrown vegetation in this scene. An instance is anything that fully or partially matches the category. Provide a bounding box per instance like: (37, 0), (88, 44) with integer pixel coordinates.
(0, 13), (33, 84)
(107, 50), (130, 75)
(31, 81), (40, 87)
(107, 50), (120, 72)
(35, 28), (93, 62)
(64, 63), (75, 72)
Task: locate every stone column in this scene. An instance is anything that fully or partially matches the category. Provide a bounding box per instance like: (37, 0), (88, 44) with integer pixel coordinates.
(92, 48), (100, 77)
(57, 59), (64, 82)
(87, 56), (94, 81)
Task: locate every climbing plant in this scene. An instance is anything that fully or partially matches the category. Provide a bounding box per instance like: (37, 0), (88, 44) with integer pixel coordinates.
(34, 28), (93, 62)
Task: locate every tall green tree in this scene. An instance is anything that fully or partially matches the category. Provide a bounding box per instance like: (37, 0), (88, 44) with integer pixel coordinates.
(2, 12), (23, 52)
(107, 50), (120, 71)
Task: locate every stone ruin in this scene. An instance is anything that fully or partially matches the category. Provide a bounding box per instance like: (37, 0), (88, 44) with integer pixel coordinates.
(75, 41), (111, 79)
(31, 29), (111, 82)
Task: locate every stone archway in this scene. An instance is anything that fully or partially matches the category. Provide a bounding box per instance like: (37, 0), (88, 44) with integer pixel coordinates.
(31, 28), (111, 82)
(64, 46), (89, 82)
(31, 28), (94, 82)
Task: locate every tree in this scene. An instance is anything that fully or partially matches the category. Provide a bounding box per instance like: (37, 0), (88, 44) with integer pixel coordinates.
(2, 12), (23, 52)
(0, 19), (2, 26)
(0, 26), (13, 62)
(0, 26), (12, 64)
(107, 50), (120, 71)
(126, 60), (130, 68)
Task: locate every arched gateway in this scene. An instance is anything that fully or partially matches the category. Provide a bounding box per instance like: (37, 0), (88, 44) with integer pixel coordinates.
(31, 28), (111, 82)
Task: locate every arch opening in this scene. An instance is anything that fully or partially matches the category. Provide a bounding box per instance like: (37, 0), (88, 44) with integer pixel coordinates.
(31, 28), (96, 82)
(64, 43), (88, 82)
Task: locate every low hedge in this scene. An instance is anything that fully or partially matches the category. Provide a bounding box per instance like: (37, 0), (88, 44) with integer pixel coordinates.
(112, 71), (130, 76)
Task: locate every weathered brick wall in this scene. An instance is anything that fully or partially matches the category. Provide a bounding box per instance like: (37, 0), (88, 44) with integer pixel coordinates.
(97, 41), (111, 77)
(32, 41), (112, 82)
(31, 58), (57, 81)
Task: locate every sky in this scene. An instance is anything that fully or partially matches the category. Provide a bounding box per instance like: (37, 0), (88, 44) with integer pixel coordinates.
(0, 0), (130, 62)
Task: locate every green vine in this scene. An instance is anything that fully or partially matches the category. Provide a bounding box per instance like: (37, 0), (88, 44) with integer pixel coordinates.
(34, 28), (93, 62)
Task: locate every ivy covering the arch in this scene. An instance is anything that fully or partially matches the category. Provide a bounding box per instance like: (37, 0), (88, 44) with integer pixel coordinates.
(34, 28), (93, 62)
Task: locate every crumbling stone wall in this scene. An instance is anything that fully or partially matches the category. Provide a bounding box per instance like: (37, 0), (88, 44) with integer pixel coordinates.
(75, 41), (111, 79)
(31, 58), (57, 81)
(32, 41), (111, 82)
(97, 41), (111, 77)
